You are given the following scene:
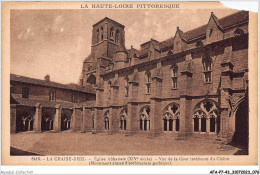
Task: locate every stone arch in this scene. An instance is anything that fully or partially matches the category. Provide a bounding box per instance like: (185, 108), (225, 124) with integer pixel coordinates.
(16, 107), (35, 132)
(42, 109), (55, 131)
(193, 99), (219, 133)
(104, 110), (110, 130)
(232, 94), (248, 146)
(20, 115), (34, 132)
(139, 105), (150, 131)
(162, 103), (180, 132)
(61, 109), (72, 131)
(86, 74), (96, 86)
(119, 108), (127, 130)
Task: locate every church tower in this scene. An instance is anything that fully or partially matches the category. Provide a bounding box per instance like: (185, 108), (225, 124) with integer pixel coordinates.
(81, 17), (126, 88)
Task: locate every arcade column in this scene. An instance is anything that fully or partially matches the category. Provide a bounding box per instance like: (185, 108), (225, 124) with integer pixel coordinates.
(33, 103), (42, 132)
(54, 104), (62, 132)
(10, 105), (17, 133)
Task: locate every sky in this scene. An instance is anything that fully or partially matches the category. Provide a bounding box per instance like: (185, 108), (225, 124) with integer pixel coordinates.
(11, 9), (238, 84)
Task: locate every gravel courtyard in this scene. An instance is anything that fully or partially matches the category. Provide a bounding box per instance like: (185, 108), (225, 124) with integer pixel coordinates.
(10, 132), (246, 156)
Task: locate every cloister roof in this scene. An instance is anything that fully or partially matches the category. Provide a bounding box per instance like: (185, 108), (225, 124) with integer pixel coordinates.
(11, 74), (95, 94)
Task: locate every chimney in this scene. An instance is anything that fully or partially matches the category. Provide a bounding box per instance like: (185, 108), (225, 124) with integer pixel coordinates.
(44, 74), (50, 82)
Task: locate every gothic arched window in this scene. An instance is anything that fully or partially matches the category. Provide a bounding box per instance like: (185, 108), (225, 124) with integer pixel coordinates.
(100, 27), (104, 40)
(119, 108), (127, 130)
(139, 106), (150, 131)
(162, 103), (180, 132)
(87, 74), (96, 87)
(110, 27), (114, 40)
(193, 100), (218, 133)
(115, 29), (120, 43)
(96, 29), (99, 43)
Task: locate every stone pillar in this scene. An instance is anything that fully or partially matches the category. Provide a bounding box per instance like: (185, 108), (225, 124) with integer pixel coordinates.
(28, 120), (31, 131)
(109, 107), (117, 134)
(85, 108), (93, 132)
(10, 105), (17, 133)
(93, 107), (103, 133)
(142, 119), (144, 131)
(33, 103), (42, 132)
(166, 120), (169, 132)
(198, 118), (201, 132)
(192, 118), (194, 132)
(215, 118), (217, 133)
(54, 104), (61, 132)
(72, 105), (82, 132)
(81, 106), (86, 133)
(149, 98), (161, 137)
(219, 109), (231, 141)
(147, 120), (150, 131)
(172, 119), (176, 132)
(126, 102), (138, 135)
(179, 97), (186, 133)
(206, 118), (210, 133)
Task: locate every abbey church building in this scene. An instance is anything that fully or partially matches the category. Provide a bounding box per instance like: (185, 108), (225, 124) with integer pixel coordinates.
(11, 11), (249, 146)
(81, 11), (249, 144)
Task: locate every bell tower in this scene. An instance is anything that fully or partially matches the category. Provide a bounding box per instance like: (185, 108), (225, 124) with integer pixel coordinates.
(91, 17), (125, 60)
(81, 17), (126, 88)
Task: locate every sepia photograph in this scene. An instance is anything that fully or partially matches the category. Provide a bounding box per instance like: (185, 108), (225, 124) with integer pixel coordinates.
(1, 1), (258, 167)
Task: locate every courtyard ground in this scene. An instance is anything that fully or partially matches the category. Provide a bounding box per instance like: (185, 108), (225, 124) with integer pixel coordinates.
(10, 131), (247, 156)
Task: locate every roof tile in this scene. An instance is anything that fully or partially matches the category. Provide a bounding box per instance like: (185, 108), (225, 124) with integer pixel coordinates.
(10, 74), (95, 94)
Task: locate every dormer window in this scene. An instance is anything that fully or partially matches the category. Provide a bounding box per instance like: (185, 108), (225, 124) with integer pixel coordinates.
(209, 29), (213, 37)
(176, 41), (179, 45)
(203, 59), (212, 83)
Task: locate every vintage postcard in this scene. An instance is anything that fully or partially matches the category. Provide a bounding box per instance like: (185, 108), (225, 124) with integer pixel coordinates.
(1, 1), (258, 167)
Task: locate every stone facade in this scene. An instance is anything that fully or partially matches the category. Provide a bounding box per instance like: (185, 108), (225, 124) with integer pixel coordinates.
(80, 11), (249, 144)
(10, 11), (249, 146)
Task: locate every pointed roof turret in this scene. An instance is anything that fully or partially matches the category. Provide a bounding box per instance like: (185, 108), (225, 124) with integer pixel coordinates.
(176, 26), (188, 42)
(210, 12), (223, 30)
